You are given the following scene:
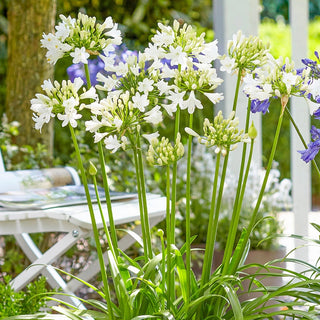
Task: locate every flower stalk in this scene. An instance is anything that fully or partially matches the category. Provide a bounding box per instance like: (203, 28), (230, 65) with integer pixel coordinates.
(227, 107), (284, 274)
(69, 124), (115, 320)
(84, 63), (119, 256)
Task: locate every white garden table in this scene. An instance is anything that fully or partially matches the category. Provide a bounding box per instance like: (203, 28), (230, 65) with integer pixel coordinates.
(0, 194), (166, 306)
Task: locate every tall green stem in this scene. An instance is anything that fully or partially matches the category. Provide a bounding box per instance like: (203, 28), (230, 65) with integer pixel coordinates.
(228, 109), (284, 274)
(222, 100), (251, 271)
(170, 107), (181, 243)
(84, 63), (92, 88)
(200, 152), (221, 287)
(285, 108), (320, 180)
(84, 63), (119, 256)
(132, 145), (149, 262)
(136, 134), (153, 259)
(222, 137), (254, 274)
(92, 174), (116, 259)
(166, 165), (174, 310)
(185, 113), (193, 303)
(97, 141), (119, 256)
(232, 70), (242, 113)
(69, 125), (114, 319)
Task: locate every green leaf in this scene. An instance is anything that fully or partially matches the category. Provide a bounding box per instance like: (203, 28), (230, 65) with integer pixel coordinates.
(173, 246), (188, 303)
(107, 250), (132, 318)
(51, 306), (83, 320)
(221, 283), (243, 320)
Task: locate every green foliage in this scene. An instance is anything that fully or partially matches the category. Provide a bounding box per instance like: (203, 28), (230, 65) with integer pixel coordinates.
(56, 0), (212, 49)
(0, 114), (58, 170)
(259, 17), (320, 59)
(0, 276), (50, 318)
(261, 0), (320, 22)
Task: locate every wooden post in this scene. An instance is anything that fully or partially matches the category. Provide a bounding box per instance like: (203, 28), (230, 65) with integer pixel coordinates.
(289, 0), (311, 266)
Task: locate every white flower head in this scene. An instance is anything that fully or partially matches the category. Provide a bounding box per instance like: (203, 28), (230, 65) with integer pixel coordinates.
(132, 92), (149, 112)
(180, 91), (203, 114)
(138, 78), (154, 93)
(142, 132), (160, 144)
(104, 134), (121, 153)
(70, 47), (90, 64)
(144, 105), (163, 125)
(220, 56), (237, 73)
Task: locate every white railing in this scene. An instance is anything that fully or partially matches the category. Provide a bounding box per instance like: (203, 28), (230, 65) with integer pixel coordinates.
(213, 0), (312, 263)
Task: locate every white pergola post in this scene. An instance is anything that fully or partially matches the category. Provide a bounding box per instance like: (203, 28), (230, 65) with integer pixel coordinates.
(289, 0), (311, 266)
(213, 0), (262, 172)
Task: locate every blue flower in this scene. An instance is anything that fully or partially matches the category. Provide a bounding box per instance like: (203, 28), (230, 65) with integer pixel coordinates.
(310, 125), (320, 140)
(298, 125), (320, 163)
(301, 51), (320, 79)
(313, 108), (320, 120)
(67, 58), (105, 86)
(250, 99), (270, 114)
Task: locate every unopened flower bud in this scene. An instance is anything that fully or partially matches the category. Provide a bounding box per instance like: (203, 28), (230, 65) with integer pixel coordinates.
(248, 121), (258, 140)
(88, 161), (98, 176)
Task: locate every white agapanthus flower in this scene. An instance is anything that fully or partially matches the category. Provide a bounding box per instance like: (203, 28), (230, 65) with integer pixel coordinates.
(41, 13), (122, 65)
(31, 77), (97, 131)
(70, 47), (90, 64)
(243, 56), (311, 111)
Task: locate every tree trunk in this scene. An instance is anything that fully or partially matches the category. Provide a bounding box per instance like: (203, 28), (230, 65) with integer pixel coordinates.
(5, 0), (56, 157)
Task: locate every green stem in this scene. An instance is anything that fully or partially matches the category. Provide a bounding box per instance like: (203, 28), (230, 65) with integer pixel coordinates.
(136, 134), (153, 260)
(285, 108), (320, 180)
(166, 165), (173, 310)
(200, 152), (221, 287)
(170, 107), (181, 243)
(97, 141), (119, 256)
(222, 137), (254, 275)
(69, 125), (114, 320)
(221, 99), (251, 270)
(84, 62), (119, 255)
(232, 70), (242, 113)
(84, 63), (92, 88)
(228, 109), (284, 275)
(185, 113), (193, 303)
(92, 174), (116, 259)
(132, 145), (149, 262)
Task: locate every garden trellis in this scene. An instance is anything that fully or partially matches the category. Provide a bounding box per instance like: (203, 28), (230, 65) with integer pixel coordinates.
(213, 0), (311, 265)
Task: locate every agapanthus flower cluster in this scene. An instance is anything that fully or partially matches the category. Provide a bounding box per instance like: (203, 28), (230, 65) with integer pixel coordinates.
(84, 54), (165, 152)
(31, 77), (97, 131)
(143, 20), (223, 115)
(41, 13), (121, 65)
(220, 30), (270, 74)
(146, 133), (184, 166)
(243, 56), (311, 114)
(185, 111), (249, 156)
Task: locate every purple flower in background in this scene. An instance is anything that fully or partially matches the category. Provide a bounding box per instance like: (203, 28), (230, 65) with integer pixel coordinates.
(313, 108), (320, 120)
(311, 125), (320, 140)
(250, 99), (270, 114)
(301, 51), (320, 79)
(67, 44), (138, 85)
(67, 58), (105, 86)
(298, 125), (320, 163)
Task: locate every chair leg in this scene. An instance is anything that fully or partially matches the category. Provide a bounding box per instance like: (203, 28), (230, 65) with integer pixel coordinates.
(12, 231), (87, 308)
(66, 216), (164, 292)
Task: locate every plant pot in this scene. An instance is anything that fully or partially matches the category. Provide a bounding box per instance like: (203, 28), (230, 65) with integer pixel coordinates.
(191, 244), (287, 301)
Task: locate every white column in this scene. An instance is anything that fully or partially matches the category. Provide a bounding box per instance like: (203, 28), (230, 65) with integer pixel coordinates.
(213, 0), (262, 172)
(289, 0), (311, 266)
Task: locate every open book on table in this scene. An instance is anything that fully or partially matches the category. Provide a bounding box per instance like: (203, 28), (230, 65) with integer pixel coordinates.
(0, 185), (137, 210)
